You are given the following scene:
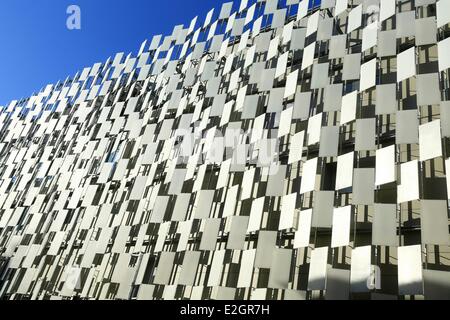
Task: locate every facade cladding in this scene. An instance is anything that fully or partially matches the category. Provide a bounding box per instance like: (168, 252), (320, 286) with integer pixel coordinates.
(1, 0), (450, 301)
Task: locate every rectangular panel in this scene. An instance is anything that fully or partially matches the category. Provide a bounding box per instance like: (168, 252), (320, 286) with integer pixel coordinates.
(168, 169), (187, 195)
(376, 83), (397, 115)
(150, 196), (169, 223)
(241, 168), (255, 200)
(319, 126), (339, 157)
(423, 270), (450, 300)
(288, 131), (305, 164)
(396, 11), (415, 38)
(307, 113), (322, 145)
(335, 152), (354, 190)
(342, 54), (361, 81)
(380, 0), (395, 21)
(279, 193), (297, 230)
(193, 190), (215, 219)
(177, 220), (193, 252)
(372, 203), (398, 246)
(331, 206), (352, 248)
(398, 245), (423, 295)
(437, 0), (450, 28)
(355, 118), (376, 151)
(352, 168), (375, 205)
(397, 160), (420, 203)
(178, 251), (201, 286)
(375, 145), (396, 186)
(325, 268), (350, 300)
(350, 246), (371, 292)
(266, 165), (286, 196)
(310, 63), (329, 89)
(306, 11), (320, 36)
(417, 73), (441, 106)
(172, 194), (191, 221)
(362, 23), (378, 51)
(248, 197), (264, 232)
(294, 209), (312, 248)
(396, 110), (419, 144)
(300, 158), (318, 194)
(199, 219), (221, 250)
(347, 4), (362, 33)
(293, 91), (311, 120)
(340, 91), (358, 125)
(419, 120), (443, 161)
(268, 249), (292, 289)
(154, 252), (176, 285)
(329, 35), (347, 59)
(308, 246), (329, 290)
(284, 70), (299, 98)
(312, 191), (335, 228)
(323, 83), (343, 112)
(290, 28), (306, 50)
(301, 43), (315, 70)
(317, 17), (334, 41)
(335, 0), (348, 16)
(415, 17), (437, 46)
(223, 185), (239, 217)
(421, 200), (450, 245)
(438, 37), (450, 72)
(275, 52), (289, 78)
(360, 59), (376, 91)
(237, 249), (256, 288)
(254, 231), (277, 268)
(227, 216), (249, 250)
(278, 107), (293, 137)
(397, 47), (416, 82)
(207, 250), (225, 287)
(378, 30), (397, 57)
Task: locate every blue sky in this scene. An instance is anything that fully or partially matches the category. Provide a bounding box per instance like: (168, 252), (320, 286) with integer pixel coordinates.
(0, 0), (231, 106)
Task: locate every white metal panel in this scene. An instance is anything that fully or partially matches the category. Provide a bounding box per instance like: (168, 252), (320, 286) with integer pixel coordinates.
(421, 200), (450, 245)
(437, 0), (450, 27)
(380, 0), (396, 21)
(268, 249), (292, 289)
(331, 206), (352, 248)
(294, 209), (312, 248)
(254, 231), (277, 268)
(340, 91), (358, 125)
(397, 47), (416, 82)
(397, 160), (419, 203)
(350, 246), (371, 292)
(237, 249), (256, 288)
(308, 246), (329, 290)
(279, 193), (297, 230)
(360, 59), (376, 91)
(248, 197), (264, 232)
(289, 131), (305, 164)
(300, 158), (318, 194)
(335, 152), (354, 190)
(178, 251), (201, 286)
(438, 37), (450, 72)
(419, 120), (443, 161)
(372, 203), (398, 247)
(375, 145), (396, 186)
(398, 245), (423, 295)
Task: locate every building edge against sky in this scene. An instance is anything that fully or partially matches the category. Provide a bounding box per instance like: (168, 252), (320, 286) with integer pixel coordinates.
(1, 0), (450, 300)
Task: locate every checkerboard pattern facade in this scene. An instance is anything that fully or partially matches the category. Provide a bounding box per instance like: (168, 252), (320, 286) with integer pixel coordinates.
(1, 0), (450, 300)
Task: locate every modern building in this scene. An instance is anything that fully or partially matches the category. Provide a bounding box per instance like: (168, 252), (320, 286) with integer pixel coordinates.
(1, 0), (450, 300)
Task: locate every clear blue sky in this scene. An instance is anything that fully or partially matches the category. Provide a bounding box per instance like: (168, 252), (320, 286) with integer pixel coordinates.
(0, 0), (231, 106)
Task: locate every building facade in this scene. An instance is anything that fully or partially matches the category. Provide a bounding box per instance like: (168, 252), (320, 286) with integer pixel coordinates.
(1, 0), (450, 300)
